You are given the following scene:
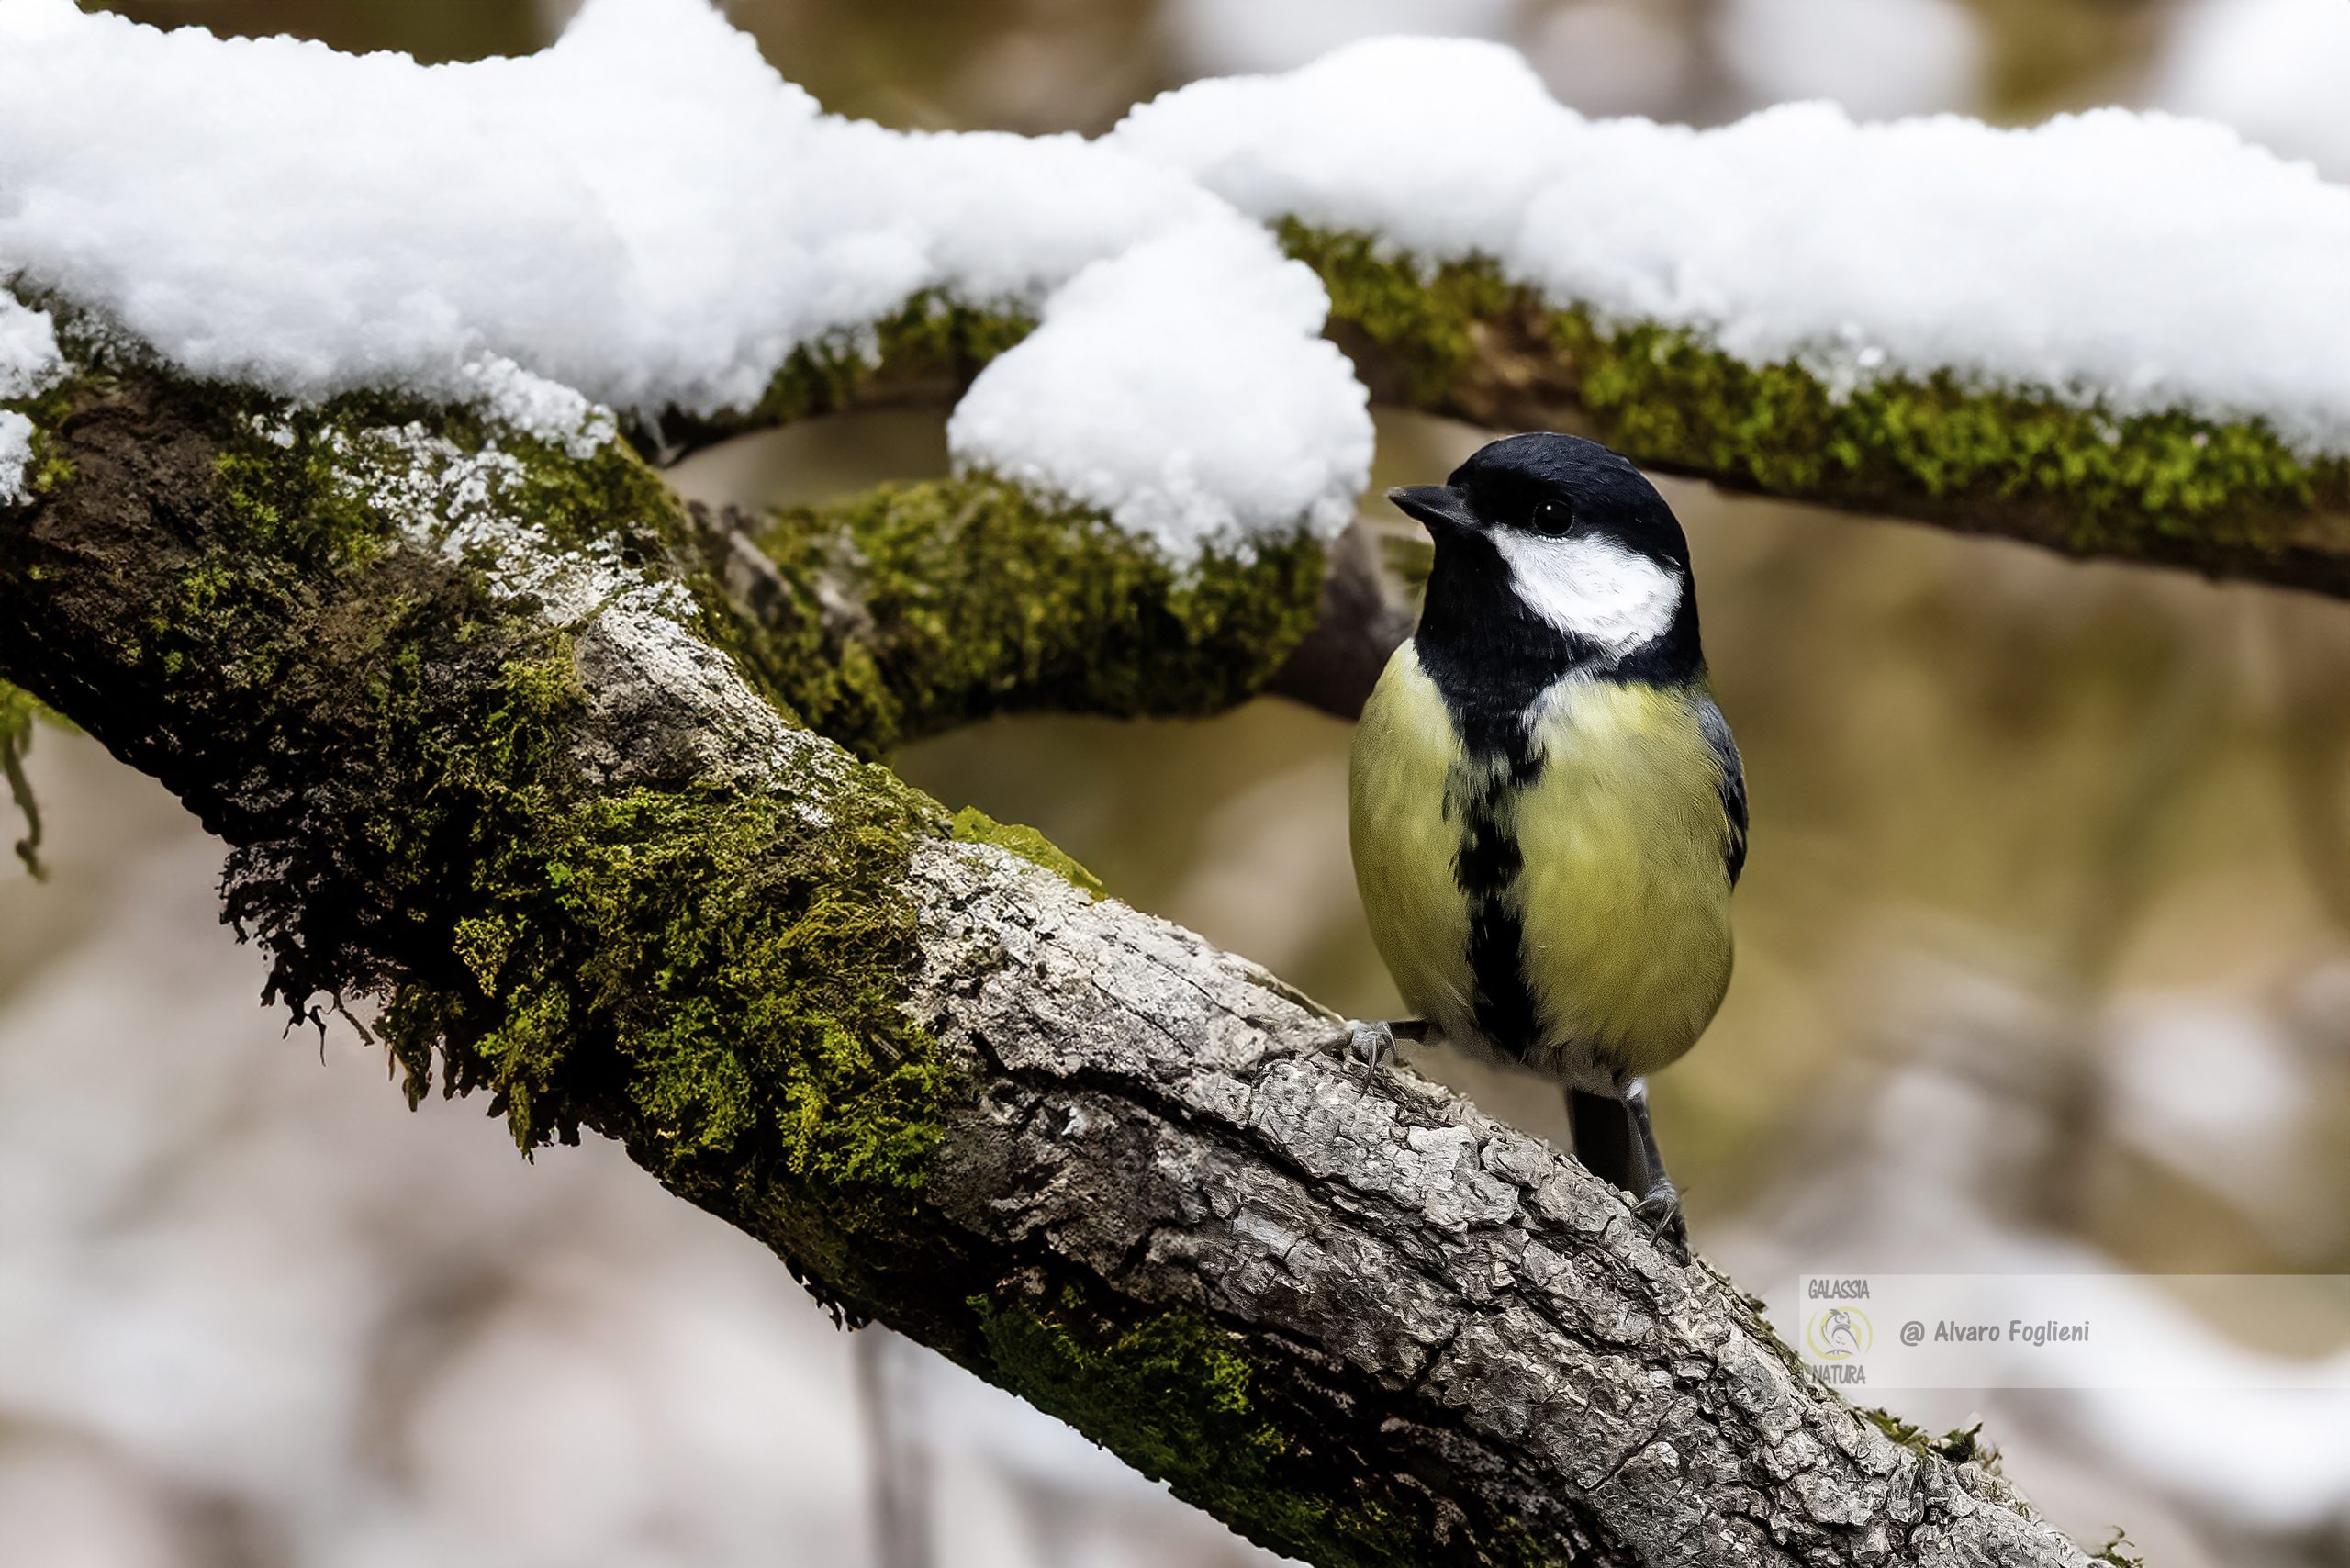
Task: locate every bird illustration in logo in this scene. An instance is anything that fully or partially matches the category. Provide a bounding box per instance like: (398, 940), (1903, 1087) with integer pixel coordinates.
(1809, 1307), (1873, 1361)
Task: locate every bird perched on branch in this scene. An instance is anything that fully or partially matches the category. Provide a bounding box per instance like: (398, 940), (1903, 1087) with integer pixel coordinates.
(1343, 432), (1745, 1242)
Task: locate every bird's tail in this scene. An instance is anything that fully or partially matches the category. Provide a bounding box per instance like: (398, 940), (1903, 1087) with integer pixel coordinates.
(1565, 1089), (1649, 1196)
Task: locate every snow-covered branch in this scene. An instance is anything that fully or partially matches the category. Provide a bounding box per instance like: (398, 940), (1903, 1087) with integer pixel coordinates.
(1127, 42), (2350, 599)
(1295, 223), (2350, 600)
(0, 361), (2092, 1568)
(8, 5), (2350, 600)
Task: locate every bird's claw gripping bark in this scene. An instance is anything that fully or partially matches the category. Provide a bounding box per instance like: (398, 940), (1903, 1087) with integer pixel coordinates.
(1342, 1019), (1397, 1080)
(1633, 1181), (1687, 1247)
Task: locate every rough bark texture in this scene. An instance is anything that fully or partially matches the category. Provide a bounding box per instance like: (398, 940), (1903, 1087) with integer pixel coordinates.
(911, 853), (2087, 1567)
(0, 364), (2094, 1568)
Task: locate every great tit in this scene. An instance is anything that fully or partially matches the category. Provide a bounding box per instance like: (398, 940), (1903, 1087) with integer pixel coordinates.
(1344, 431), (1746, 1241)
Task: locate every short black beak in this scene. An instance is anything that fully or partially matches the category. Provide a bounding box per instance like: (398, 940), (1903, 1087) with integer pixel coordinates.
(1387, 485), (1480, 535)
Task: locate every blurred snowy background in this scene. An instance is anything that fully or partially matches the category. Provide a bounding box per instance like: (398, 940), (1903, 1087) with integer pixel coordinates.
(7, 1), (2350, 1564)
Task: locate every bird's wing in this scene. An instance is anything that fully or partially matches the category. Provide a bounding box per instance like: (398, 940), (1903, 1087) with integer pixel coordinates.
(1697, 697), (1747, 888)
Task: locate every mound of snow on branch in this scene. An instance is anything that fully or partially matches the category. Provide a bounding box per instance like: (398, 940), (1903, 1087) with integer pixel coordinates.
(1113, 36), (2350, 454)
(0, 0), (1370, 555)
(950, 224), (1368, 554)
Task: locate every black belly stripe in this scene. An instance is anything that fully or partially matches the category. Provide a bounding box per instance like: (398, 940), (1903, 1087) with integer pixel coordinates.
(1452, 740), (1544, 1058)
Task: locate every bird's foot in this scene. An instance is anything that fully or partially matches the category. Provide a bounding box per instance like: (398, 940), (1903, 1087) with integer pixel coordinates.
(1326, 1019), (1430, 1081)
(1342, 1019), (1397, 1079)
(1621, 1079), (1688, 1249)
(1632, 1180), (1687, 1247)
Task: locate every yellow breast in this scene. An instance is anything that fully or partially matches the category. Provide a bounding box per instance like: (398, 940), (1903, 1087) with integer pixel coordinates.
(1510, 675), (1735, 1078)
(1348, 645), (1480, 1041)
(1348, 644), (1736, 1085)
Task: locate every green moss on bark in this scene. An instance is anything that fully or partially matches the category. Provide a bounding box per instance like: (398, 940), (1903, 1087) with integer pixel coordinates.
(975, 1288), (1558, 1568)
(743, 474), (1326, 757)
(1551, 311), (2343, 562)
(1863, 1408), (2002, 1474)
(949, 804), (1106, 899)
(25, 375), (954, 1283)
(24, 362), (1340, 1294)
(379, 700), (950, 1227)
(0, 679), (47, 877)
(715, 294), (1035, 438)
(1279, 220), (1516, 404)
(2093, 1529), (2148, 1567)
(1285, 221), (2350, 579)
(3, 368), (97, 503)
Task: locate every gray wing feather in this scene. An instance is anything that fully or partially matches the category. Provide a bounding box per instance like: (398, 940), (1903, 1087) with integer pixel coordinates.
(1696, 698), (1747, 887)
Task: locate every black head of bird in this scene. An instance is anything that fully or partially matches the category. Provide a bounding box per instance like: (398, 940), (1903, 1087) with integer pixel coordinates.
(1388, 431), (1704, 722)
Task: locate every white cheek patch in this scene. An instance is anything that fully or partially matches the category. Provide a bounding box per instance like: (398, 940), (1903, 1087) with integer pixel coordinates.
(1488, 531), (1682, 653)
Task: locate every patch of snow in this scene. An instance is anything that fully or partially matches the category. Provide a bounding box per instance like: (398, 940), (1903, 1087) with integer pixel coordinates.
(0, 292), (62, 399)
(0, 0), (1366, 561)
(0, 411), (31, 505)
(323, 410), (816, 791)
(1117, 38), (1582, 263)
(1718, 0), (1983, 119)
(947, 224), (1371, 558)
(1, 290), (59, 500)
(1115, 37), (2350, 454)
(2154, 0), (2350, 183)
(326, 418), (690, 628)
(243, 413), (299, 451)
(9, 2), (2348, 555)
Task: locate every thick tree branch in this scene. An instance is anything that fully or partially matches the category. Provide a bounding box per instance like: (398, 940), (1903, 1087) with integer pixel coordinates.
(0, 364), (2092, 1568)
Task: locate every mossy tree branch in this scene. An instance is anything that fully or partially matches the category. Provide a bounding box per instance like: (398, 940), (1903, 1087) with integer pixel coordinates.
(1285, 222), (2350, 601)
(645, 228), (2350, 699)
(0, 361), (2095, 1568)
(621, 219), (2350, 727)
(686, 481), (1325, 758)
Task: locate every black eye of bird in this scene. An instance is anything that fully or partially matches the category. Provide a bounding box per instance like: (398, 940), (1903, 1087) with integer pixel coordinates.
(1529, 498), (1576, 536)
